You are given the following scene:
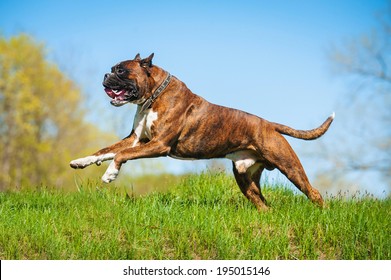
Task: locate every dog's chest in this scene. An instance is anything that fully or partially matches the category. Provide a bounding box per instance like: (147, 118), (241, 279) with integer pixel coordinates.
(132, 108), (158, 147)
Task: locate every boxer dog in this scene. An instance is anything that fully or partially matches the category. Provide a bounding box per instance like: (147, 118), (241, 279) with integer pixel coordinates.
(70, 53), (334, 211)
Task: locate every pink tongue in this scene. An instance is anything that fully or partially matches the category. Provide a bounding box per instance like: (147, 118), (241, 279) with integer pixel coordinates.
(104, 88), (115, 98)
(104, 88), (127, 99)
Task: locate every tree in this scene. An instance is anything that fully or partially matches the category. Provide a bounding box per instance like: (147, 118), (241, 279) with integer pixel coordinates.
(316, 6), (390, 195)
(0, 34), (112, 190)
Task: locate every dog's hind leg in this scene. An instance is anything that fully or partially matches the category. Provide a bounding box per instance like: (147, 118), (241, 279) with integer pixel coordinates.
(262, 135), (324, 207)
(251, 165), (268, 207)
(232, 162), (268, 211)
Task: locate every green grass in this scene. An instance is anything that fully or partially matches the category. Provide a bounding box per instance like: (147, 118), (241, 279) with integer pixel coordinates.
(0, 172), (389, 259)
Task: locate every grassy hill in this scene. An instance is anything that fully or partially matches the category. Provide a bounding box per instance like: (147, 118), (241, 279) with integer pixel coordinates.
(0, 172), (389, 259)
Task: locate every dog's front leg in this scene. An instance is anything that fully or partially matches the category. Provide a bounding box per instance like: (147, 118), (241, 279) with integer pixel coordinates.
(101, 140), (170, 183)
(70, 133), (138, 169)
(70, 153), (115, 169)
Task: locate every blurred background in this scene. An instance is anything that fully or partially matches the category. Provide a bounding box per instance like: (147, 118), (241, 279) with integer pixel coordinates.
(0, 0), (389, 197)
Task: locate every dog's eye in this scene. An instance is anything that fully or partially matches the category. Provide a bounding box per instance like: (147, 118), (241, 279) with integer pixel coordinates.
(116, 68), (125, 75)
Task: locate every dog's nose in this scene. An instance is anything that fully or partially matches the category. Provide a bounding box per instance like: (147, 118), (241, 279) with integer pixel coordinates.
(104, 73), (110, 80)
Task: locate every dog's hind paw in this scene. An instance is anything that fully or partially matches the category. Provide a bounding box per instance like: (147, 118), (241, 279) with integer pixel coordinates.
(101, 162), (119, 183)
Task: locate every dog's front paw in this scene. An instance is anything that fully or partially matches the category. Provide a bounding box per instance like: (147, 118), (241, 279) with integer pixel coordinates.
(70, 156), (96, 169)
(70, 159), (87, 169)
(101, 162), (119, 183)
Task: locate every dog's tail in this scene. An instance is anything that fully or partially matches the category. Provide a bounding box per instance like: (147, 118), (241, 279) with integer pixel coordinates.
(272, 112), (335, 140)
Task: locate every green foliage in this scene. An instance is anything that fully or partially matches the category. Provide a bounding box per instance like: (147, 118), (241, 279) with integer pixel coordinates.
(0, 34), (113, 189)
(0, 173), (389, 260)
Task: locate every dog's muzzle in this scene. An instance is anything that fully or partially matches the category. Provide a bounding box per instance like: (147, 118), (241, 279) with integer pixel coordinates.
(103, 73), (138, 107)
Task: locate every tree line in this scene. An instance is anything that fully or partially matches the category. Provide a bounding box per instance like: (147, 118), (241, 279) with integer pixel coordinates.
(0, 34), (111, 190)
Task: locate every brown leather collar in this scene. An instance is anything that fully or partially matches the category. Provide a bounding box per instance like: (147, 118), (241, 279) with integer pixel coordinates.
(140, 73), (172, 113)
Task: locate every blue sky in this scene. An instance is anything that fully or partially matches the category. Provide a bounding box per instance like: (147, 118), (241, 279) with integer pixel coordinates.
(1, 0), (389, 195)
(1, 0), (383, 123)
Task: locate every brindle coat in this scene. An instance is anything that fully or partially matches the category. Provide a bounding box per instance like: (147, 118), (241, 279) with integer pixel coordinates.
(70, 53), (334, 211)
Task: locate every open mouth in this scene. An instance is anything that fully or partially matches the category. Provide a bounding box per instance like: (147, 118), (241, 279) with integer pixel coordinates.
(104, 88), (131, 107)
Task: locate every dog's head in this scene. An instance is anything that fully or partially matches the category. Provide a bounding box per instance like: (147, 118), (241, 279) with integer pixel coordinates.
(103, 53), (154, 107)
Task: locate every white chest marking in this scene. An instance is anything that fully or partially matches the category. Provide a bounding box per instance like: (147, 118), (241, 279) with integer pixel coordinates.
(145, 109), (158, 139)
(132, 107), (145, 147)
(226, 150), (258, 174)
(131, 107), (158, 147)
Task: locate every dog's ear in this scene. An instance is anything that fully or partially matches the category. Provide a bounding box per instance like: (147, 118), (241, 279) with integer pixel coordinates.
(134, 53), (141, 61)
(140, 53), (154, 68)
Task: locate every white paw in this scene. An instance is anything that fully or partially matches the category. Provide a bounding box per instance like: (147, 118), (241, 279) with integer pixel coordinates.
(70, 156), (96, 169)
(101, 161), (119, 183)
